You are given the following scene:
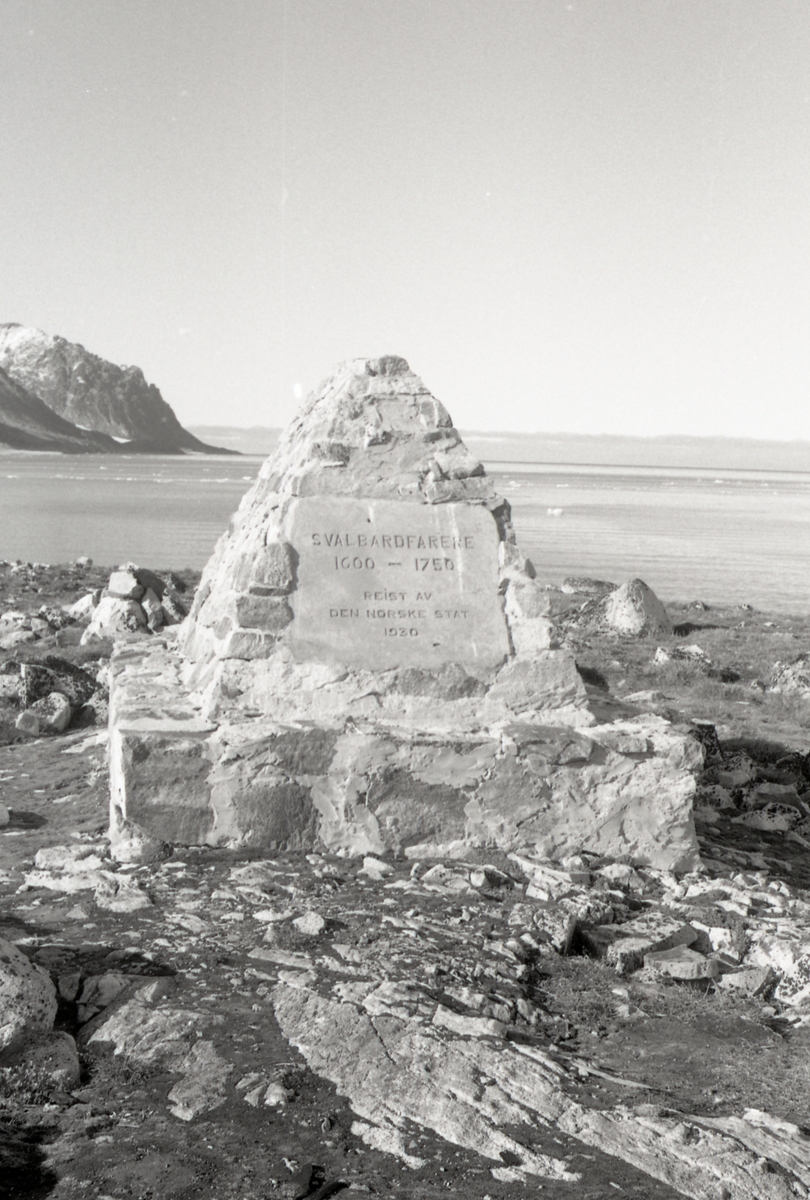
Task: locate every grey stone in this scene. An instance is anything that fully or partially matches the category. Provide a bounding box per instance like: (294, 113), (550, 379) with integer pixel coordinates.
(107, 569), (145, 601)
(0, 937), (58, 1053)
(21, 658), (97, 710)
(603, 579), (673, 637)
(141, 587), (164, 631)
(0, 1031), (80, 1090)
(233, 593), (293, 631)
(28, 691), (72, 733)
(286, 496), (510, 670)
(232, 540), (296, 595)
(82, 595), (147, 643)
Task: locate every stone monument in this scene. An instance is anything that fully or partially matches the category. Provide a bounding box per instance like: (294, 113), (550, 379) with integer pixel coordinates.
(109, 356), (700, 868)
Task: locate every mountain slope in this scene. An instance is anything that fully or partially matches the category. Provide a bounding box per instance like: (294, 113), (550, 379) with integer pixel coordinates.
(0, 324), (229, 454)
(0, 365), (124, 453)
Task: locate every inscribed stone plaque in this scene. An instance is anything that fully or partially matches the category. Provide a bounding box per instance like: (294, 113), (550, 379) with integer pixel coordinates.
(286, 497), (510, 669)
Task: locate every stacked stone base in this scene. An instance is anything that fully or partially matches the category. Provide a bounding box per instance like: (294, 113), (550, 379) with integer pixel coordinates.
(109, 638), (702, 871)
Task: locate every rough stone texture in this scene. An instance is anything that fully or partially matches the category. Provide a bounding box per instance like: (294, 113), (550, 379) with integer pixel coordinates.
(28, 691), (72, 733)
(86, 997), (233, 1121)
(107, 570), (145, 601)
(82, 595), (147, 643)
(274, 981), (805, 1199)
(0, 1031), (81, 1090)
(109, 638), (699, 869)
(771, 653), (810, 697)
(108, 358), (702, 868)
(21, 658), (98, 711)
(0, 936), (58, 1053)
(603, 579), (673, 637)
(0, 322), (225, 453)
(180, 356), (506, 677)
(109, 817), (172, 865)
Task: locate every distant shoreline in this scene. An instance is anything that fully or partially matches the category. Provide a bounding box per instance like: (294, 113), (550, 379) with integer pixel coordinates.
(187, 425), (810, 473)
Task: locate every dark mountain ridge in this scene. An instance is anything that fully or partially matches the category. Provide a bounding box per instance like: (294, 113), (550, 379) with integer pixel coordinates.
(0, 324), (231, 455)
(0, 365), (123, 453)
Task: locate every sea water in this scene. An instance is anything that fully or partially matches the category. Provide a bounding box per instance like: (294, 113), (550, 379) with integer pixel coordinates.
(1, 450), (808, 614)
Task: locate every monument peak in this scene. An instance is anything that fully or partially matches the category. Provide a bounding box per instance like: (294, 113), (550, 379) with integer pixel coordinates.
(180, 356), (521, 676)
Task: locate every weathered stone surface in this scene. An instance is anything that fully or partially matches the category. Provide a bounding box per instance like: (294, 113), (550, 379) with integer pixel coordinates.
(232, 540), (296, 596)
(181, 358), (505, 674)
(84, 994), (233, 1121)
(274, 981), (804, 1199)
(82, 595), (146, 643)
(233, 593), (292, 632)
(604, 579), (673, 637)
(286, 496), (510, 670)
(141, 587), (164, 631)
(109, 817), (172, 865)
(644, 945), (722, 980)
(0, 937), (58, 1053)
(21, 657), (98, 710)
(0, 1031), (80, 1090)
(771, 653), (810, 697)
(0, 322), (226, 453)
(28, 691), (72, 733)
(109, 639), (700, 868)
(107, 569), (145, 601)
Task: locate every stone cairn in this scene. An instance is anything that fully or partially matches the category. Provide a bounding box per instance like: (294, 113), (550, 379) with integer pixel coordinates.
(109, 357), (700, 868)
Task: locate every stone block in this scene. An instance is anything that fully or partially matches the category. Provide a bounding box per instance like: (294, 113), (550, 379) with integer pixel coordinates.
(285, 496), (510, 671)
(107, 570), (145, 601)
(106, 361), (705, 872)
(644, 946), (721, 980)
(17, 693), (71, 734)
(110, 726), (214, 844)
(219, 629), (278, 659)
(485, 653), (590, 716)
(716, 966), (776, 998)
(82, 595), (146, 643)
(234, 594), (293, 631)
(21, 659), (97, 710)
(141, 587), (164, 631)
(532, 903), (578, 953)
(233, 540), (296, 596)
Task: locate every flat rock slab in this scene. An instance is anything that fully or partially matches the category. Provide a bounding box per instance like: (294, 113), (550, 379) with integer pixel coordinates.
(287, 497), (510, 670)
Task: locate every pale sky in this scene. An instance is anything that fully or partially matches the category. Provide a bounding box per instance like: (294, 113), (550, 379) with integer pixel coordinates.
(2, 1), (809, 438)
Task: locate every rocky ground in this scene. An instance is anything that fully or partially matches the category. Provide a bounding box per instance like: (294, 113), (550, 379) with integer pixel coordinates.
(3, 561), (810, 1199)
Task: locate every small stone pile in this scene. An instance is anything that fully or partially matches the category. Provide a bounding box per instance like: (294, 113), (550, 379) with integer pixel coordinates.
(81, 564), (189, 644)
(4, 655), (107, 737)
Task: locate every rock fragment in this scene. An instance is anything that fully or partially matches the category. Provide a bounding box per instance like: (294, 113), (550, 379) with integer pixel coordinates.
(0, 937), (58, 1053)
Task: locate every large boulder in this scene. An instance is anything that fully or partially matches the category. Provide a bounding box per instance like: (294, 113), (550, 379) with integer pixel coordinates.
(603, 579), (673, 637)
(0, 937), (58, 1053)
(21, 657), (98, 710)
(17, 691), (72, 735)
(771, 654), (810, 698)
(81, 595), (147, 643)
